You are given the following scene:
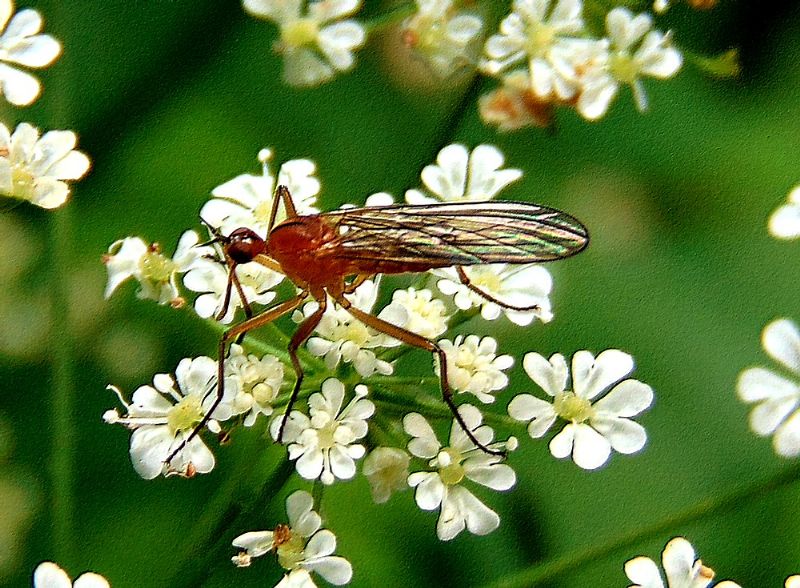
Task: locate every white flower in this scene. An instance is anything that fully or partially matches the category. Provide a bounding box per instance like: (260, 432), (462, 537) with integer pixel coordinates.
(103, 356), (240, 479)
(0, 1), (61, 106)
(577, 8), (682, 119)
(200, 148), (320, 238)
(104, 230), (209, 307)
(232, 490), (352, 587)
(508, 349), (653, 470)
(271, 378), (374, 485)
(405, 405), (516, 540)
(480, 0), (585, 100)
(243, 0), (366, 87)
(625, 537), (741, 588)
(435, 263), (553, 325)
(379, 287), (449, 339)
(362, 446), (410, 504)
(737, 318), (800, 458)
(297, 279), (395, 377)
(787, 576), (800, 588)
(0, 122), (90, 209)
(182, 250), (283, 324)
(401, 0), (484, 78)
(225, 344), (285, 426)
(33, 562), (109, 588)
(478, 69), (558, 131)
(438, 335), (513, 403)
(769, 185), (800, 240)
(405, 143), (522, 204)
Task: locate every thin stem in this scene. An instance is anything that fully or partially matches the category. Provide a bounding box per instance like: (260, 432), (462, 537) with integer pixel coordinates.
(480, 463), (800, 588)
(48, 207), (75, 566)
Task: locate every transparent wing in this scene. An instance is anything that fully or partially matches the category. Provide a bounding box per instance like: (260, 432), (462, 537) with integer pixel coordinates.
(319, 201), (589, 267)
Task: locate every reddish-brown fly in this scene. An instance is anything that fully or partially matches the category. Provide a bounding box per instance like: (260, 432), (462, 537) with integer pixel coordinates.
(167, 185), (588, 466)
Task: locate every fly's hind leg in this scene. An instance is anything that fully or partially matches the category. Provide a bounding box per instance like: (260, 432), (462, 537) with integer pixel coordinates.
(455, 266), (543, 313)
(337, 296), (505, 457)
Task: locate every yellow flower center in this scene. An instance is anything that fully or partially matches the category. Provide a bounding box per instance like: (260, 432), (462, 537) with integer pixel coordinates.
(438, 448), (466, 485)
(333, 321), (370, 347)
(525, 22), (556, 57)
(609, 52), (639, 83)
(316, 420), (339, 450)
(139, 250), (176, 283)
(274, 524), (306, 570)
(281, 18), (320, 48)
(252, 382), (276, 405)
(553, 391), (594, 423)
(472, 270), (502, 294)
(10, 165), (35, 200)
(166, 395), (203, 434)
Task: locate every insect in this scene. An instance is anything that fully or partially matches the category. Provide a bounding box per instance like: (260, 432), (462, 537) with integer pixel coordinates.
(167, 185), (588, 467)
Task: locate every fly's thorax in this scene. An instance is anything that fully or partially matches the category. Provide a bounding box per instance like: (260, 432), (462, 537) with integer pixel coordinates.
(267, 215), (344, 288)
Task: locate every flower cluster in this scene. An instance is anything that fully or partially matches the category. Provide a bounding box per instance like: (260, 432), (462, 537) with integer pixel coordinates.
(103, 142), (655, 586)
(0, 1), (90, 209)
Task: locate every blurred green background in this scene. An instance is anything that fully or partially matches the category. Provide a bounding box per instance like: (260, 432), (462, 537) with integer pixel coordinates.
(1, 0), (800, 586)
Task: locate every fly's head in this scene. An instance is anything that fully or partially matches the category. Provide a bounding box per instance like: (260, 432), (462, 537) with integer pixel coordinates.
(225, 227), (266, 264)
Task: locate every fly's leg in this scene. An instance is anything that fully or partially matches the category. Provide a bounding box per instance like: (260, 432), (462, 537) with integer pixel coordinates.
(456, 266), (542, 313)
(343, 274), (375, 295)
(163, 293), (307, 470)
(277, 296), (328, 443)
(337, 297), (506, 457)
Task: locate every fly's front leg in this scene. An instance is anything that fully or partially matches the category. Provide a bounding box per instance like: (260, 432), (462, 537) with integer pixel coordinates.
(338, 298), (505, 457)
(277, 295), (328, 443)
(163, 294), (307, 470)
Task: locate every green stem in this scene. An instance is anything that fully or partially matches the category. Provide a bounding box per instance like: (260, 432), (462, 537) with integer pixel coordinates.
(48, 207), (75, 566)
(480, 463), (800, 588)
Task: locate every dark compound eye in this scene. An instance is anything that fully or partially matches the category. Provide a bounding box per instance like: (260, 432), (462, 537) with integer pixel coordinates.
(226, 227), (266, 264)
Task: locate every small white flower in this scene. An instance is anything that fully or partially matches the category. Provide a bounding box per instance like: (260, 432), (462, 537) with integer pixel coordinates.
(769, 185), (800, 240)
(33, 561), (109, 588)
(401, 0), (484, 78)
(478, 69), (558, 131)
(243, 0), (366, 87)
(201, 148), (320, 238)
(182, 250), (283, 324)
(737, 318), (800, 458)
(0, 1), (61, 106)
(297, 279), (395, 377)
(225, 344), (285, 426)
(509, 349), (653, 470)
(271, 378), (374, 485)
(0, 122), (90, 209)
(406, 143), (522, 204)
(577, 8), (682, 119)
(362, 446), (410, 504)
(438, 335), (513, 403)
(405, 405), (516, 540)
(787, 576), (800, 588)
(625, 537), (741, 588)
(104, 356), (240, 479)
(435, 263), (553, 325)
(480, 0), (585, 100)
(232, 490), (352, 587)
(104, 230), (209, 307)
(379, 287), (449, 339)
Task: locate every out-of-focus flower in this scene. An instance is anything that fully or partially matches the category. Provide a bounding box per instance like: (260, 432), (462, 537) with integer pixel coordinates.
(32, 561), (109, 588)
(478, 70), (558, 131)
(0, 1), (61, 106)
(232, 490), (352, 586)
(104, 230), (208, 307)
(104, 357), (240, 478)
(405, 405), (516, 540)
(401, 0), (483, 78)
(362, 446), (410, 504)
(737, 318), (800, 458)
(243, 0), (366, 87)
(0, 122), (90, 209)
(769, 185), (800, 240)
(271, 378), (374, 485)
(509, 349), (653, 470)
(624, 537), (741, 588)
